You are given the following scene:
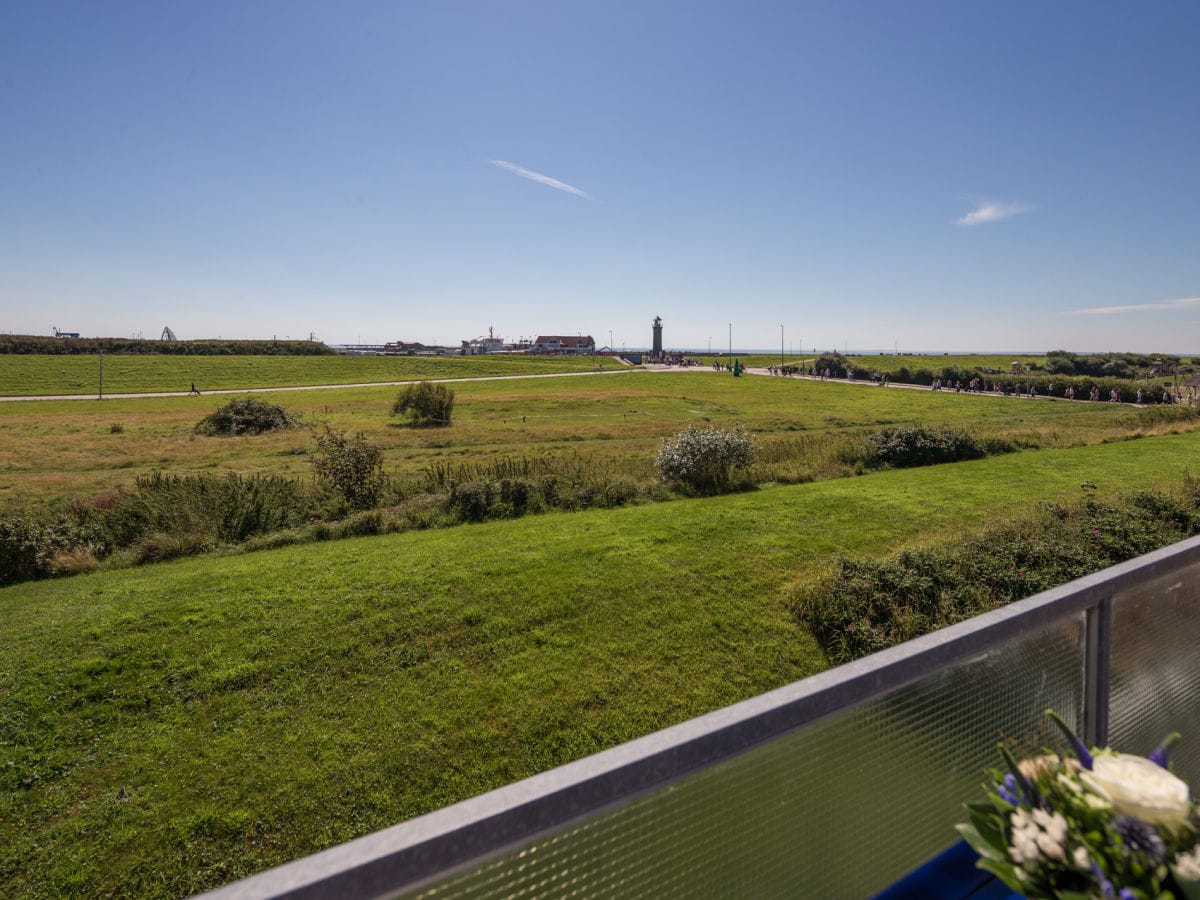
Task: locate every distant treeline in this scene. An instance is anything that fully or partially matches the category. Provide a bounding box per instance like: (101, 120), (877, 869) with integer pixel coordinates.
(0, 335), (337, 356)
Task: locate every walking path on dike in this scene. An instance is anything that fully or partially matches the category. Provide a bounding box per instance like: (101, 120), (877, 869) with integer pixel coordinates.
(0, 367), (639, 402)
(0, 362), (1145, 406)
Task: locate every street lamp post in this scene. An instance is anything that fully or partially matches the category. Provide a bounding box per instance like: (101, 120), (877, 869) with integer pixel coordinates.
(728, 323), (732, 359)
(780, 325), (785, 368)
(98, 349), (103, 400)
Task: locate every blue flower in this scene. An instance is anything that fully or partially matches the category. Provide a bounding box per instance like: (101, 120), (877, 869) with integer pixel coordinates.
(998, 773), (1021, 805)
(1148, 732), (1180, 769)
(1092, 861), (1116, 899)
(1045, 709), (1093, 770)
(1113, 814), (1165, 863)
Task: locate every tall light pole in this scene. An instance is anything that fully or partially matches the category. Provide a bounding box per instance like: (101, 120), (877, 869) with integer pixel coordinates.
(728, 323), (732, 359)
(98, 349), (103, 400)
(708, 336), (712, 355)
(780, 324), (785, 367)
(609, 329), (613, 352)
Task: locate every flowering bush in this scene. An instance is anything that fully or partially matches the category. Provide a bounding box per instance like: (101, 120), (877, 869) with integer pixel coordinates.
(654, 426), (755, 492)
(959, 710), (1200, 898)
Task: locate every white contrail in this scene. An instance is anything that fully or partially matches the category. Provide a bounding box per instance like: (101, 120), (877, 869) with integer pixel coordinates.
(488, 159), (591, 199)
(955, 200), (1031, 226)
(1061, 296), (1200, 316)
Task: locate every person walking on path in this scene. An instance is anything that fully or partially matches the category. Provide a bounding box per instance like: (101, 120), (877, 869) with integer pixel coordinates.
(189, 382), (201, 395)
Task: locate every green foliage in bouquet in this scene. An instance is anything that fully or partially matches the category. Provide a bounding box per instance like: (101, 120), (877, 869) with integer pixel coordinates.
(959, 711), (1200, 899)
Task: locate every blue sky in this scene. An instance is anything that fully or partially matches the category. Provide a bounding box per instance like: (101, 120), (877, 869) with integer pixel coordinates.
(2, 1), (1198, 352)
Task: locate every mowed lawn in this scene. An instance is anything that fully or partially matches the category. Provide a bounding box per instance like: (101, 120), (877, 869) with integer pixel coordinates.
(0, 353), (626, 397)
(0, 369), (1176, 511)
(3, 430), (1200, 898)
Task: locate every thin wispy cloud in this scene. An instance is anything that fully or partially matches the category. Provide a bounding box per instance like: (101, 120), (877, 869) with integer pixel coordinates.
(487, 159), (591, 200)
(955, 199), (1032, 226)
(1061, 296), (1200, 316)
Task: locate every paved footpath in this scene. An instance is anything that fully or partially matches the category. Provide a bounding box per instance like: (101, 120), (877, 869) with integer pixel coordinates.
(0, 367), (641, 403)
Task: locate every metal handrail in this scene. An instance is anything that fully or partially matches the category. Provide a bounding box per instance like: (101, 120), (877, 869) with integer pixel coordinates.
(200, 534), (1200, 900)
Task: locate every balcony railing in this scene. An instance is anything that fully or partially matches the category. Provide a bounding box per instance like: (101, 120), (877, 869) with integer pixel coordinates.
(201, 534), (1200, 899)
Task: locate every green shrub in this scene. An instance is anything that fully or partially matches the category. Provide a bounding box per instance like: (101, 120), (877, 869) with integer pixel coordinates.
(132, 531), (215, 564)
(978, 436), (1019, 456)
(311, 428), (386, 510)
(391, 381), (455, 427)
(0, 516), (106, 586)
(449, 480), (494, 521)
(341, 509), (385, 536)
(811, 351), (850, 378)
(655, 426), (756, 492)
(194, 397), (302, 436)
(864, 425), (984, 468)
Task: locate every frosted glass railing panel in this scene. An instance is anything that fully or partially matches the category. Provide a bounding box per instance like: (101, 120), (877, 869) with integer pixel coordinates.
(1108, 557), (1200, 784)
(406, 616), (1085, 899)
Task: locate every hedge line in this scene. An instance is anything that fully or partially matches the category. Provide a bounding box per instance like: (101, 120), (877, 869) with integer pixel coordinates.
(791, 478), (1200, 664)
(0, 335), (335, 355)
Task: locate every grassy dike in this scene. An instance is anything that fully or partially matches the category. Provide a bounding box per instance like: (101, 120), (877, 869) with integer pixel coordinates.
(0, 353), (626, 397)
(3, 430), (1200, 897)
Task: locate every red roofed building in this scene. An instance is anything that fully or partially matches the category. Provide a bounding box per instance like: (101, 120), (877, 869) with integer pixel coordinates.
(533, 335), (595, 355)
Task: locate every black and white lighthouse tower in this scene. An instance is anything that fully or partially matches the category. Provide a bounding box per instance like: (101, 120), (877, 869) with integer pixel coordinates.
(651, 316), (663, 358)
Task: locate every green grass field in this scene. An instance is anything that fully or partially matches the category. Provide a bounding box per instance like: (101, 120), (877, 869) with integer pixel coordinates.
(0, 353), (626, 397)
(2, 369), (1184, 513)
(4, 430), (1200, 897)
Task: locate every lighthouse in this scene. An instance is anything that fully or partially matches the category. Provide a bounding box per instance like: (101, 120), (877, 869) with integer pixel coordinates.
(652, 316), (663, 358)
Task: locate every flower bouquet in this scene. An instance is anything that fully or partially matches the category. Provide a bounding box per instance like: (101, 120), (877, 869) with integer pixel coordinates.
(958, 711), (1200, 899)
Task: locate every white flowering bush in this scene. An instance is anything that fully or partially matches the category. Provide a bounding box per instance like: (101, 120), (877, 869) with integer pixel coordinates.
(959, 710), (1200, 898)
(654, 426), (755, 492)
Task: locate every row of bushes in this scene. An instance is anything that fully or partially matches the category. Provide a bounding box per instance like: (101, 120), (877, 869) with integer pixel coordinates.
(896, 368), (1178, 403)
(791, 479), (1200, 664)
(449, 475), (650, 521)
(1043, 349), (1187, 379)
(0, 454), (663, 586)
(0, 335), (335, 355)
(809, 351), (1187, 403)
(0, 421), (1039, 587)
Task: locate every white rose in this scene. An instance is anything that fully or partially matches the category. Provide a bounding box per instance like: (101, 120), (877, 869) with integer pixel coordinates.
(1084, 753), (1191, 828)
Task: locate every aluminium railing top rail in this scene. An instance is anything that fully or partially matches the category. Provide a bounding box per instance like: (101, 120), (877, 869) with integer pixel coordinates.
(200, 533), (1200, 900)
